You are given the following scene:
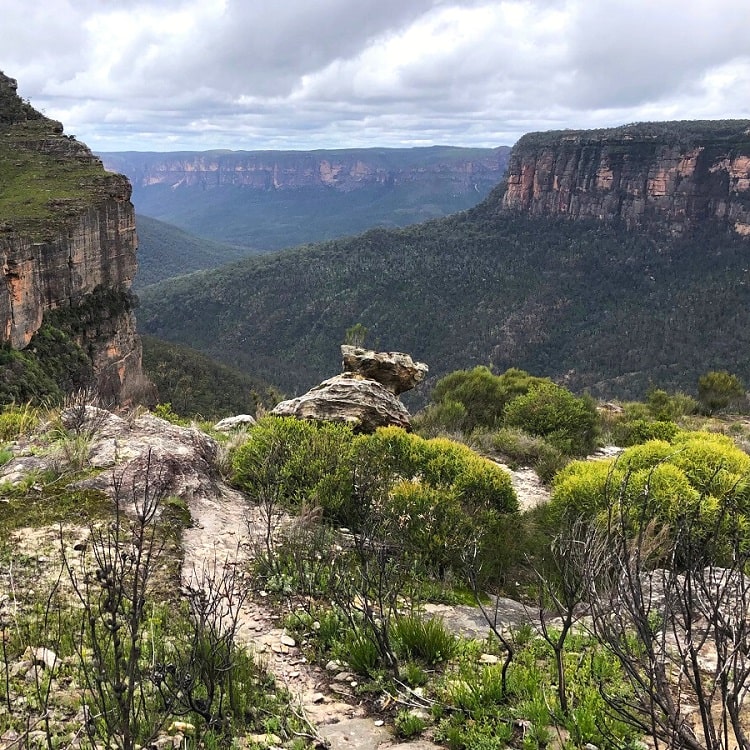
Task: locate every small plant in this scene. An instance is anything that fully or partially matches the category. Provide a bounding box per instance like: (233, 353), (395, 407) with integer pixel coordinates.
(394, 709), (427, 739)
(392, 615), (457, 665)
(0, 403), (40, 440)
(339, 630), (381, 676)
(400, 660), (428, 687)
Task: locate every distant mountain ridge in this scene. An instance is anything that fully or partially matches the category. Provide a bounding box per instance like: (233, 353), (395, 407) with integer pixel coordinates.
(137, 120), (750, 403)
(100, 146), (510, 250)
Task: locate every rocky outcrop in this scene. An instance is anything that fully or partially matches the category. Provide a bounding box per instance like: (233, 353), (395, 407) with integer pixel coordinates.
(101, 146), (510, 194)
(341, 345), (428, 394)
(271, 347), (427, 432)
(0, 71), (146, 403)
(1, 405), (223, 503)
(501, 121), (750, 235)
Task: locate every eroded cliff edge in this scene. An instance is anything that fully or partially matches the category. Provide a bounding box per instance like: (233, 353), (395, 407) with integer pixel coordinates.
(0, 71), (147, 403)
(500, 121), (750, 235)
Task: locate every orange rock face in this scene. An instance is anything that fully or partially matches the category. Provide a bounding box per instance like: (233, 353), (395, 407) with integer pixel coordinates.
(502, 123), (750, 235)
(0, 70), (147, 404)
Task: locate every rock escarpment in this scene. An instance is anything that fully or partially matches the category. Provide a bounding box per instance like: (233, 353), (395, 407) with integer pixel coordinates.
(101, 146), (510, 194)
(501, 121), (750, 235)
(271, 346), (428, 432)
(0, 72), (146, 403)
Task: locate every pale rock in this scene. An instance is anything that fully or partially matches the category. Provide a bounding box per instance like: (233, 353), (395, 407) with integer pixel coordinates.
(271, 373), (411, 432)
(340, 345), (428, 394)
(213, 414), (256, 432)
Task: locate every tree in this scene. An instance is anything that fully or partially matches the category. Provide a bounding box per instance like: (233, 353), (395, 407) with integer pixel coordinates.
(697, 370), (745, 415)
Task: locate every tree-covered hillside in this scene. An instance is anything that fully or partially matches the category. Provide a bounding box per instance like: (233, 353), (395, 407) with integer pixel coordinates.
(137, 202), (750, 401)
(134, 216), (253, 289)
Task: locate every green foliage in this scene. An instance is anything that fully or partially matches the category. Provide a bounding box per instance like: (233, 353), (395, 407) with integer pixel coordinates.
(491, 427), (567, 483)
(503, 382), (599, 456)
(391, 616), (458, 665)
(431, 367), (550, 432)
(549, 431), (750, 557)
(344, 322), (369, 347)
(231, 416), (355, 519)
(611, 418), (680, 447)
(394, 710), (427, 739)
(646, 387), (698, 421)
(152, 402), (191, 425)
(138, 196), (750, 407)
(141, 335), (279, 419)
(0, 402), (40, 440)
(698, 370), (746, 414)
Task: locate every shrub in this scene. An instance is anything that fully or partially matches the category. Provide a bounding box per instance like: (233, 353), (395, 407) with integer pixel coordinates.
(431, 366), (550, 433)
(394, 710), (427, 739)
(611, 418), (680, 447)
(503, 382), (599, 456)
(697, 370), (746, 415)
(549, 432), (750, 558)
(491, 427), (568, 482)
(392, 615), (457, 665)
(0, 402), (40, 440)
(231, 416), (354, 519)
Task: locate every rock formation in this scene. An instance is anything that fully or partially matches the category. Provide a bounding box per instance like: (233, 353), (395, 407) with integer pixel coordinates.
(101, 147), (510, 194)
(341, 345), (428, 394)
(0, 71), (147, 403)
(501, 121), (750, 235)
(271, 346), (428, 432)
(1, 405), (223, 503)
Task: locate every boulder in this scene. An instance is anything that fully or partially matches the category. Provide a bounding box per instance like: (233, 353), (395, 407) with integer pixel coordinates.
(340, 345), (428, 395)
(271, 373), (411, 432)
(213, 414), (256, 432)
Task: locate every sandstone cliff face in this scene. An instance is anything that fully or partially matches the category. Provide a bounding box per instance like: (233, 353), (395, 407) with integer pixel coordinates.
(101, 146), (509, 193)
(501, 121), (750, 235)
(0, 71), (146, 403)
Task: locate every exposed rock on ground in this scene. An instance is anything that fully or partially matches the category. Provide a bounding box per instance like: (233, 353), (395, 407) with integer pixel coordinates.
(1, 406), (223, 503)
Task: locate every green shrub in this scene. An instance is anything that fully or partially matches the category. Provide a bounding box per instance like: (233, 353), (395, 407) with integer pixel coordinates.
(394, 710), (427, 739)
(503, 382), (599, 456)
(392, 615), (458, 665)
(431, 367), (550, 433)
(611, 418), (680, 447)
(491, 427), (568, 482)
(549, 432), (750, 557)
(698, 370), (745, 415)
(340, 630), (380, 676)
(231, 416), (354, 519)
(646, 388), (698, 420)
(0, 403), (40, 440)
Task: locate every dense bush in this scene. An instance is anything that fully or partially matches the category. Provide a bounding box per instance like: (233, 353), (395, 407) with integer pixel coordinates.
(503, 382), (599, 456)
(697, 370), (746, 415)
(491, 427), (568, 483)
(231, 416), (354, 518)
(430, 366), (549, 432)
(610, 418), (680, 447)
(231, 419), (518, 576)
(548, 431), (750, 558)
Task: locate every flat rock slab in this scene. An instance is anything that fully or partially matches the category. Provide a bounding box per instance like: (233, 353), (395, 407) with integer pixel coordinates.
(424, 597), (535, 640)
(317, 718), (392, 750)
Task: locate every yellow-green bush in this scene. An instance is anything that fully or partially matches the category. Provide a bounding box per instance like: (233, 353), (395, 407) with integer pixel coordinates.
(548, 431), (750, 558)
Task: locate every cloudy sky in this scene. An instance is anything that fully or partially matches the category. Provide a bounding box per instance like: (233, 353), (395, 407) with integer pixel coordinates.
(2, 0), (749, 152)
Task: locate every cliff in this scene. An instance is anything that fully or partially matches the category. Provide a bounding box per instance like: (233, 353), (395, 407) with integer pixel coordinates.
(501, 121), (750, 235)
(100, 146), (509, 193)
(0, 71), (147, 404)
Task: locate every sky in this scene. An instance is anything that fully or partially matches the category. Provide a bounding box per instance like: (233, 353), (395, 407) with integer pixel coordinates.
(2, 0), (749, 152)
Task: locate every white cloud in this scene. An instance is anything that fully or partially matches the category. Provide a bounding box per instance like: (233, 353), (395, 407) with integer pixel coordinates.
(1, 0), (748, 150)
